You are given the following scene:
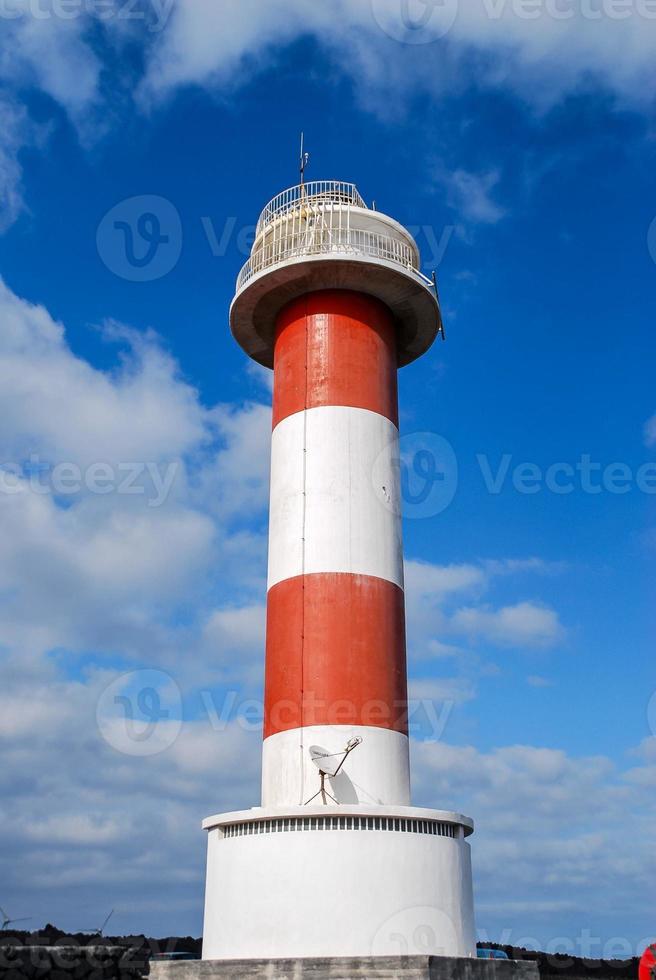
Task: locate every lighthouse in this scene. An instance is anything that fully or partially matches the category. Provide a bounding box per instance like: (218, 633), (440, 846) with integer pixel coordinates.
(201, 179), (476, 962)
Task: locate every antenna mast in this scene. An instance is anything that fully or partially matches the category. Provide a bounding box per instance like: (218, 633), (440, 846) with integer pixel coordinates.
(299, 132), (309, 187)
(432, 271), (446, 341)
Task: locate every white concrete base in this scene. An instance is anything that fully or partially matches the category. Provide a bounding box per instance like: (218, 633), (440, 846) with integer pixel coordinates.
(262, 726), (411, 807)
(202, 805), (475, 962)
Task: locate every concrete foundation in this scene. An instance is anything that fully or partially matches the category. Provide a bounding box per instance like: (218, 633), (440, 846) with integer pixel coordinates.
(151, 955), (540, 980)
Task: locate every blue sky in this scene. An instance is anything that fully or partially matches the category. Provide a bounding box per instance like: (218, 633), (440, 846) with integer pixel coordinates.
(0, 0), (654, 955)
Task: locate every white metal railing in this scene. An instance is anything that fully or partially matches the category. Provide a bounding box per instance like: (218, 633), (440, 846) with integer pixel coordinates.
(236, 226), (430, 292)
(256, 181), (367, 234)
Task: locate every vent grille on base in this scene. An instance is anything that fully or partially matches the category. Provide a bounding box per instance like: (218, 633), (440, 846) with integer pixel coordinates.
(221, 816), (459, 839)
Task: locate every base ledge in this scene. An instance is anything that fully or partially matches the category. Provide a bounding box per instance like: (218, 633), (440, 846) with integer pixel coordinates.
(151, 955), (540, 980)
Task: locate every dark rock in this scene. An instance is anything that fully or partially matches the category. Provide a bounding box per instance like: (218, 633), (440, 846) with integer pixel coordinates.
(0, 947), (149, 980)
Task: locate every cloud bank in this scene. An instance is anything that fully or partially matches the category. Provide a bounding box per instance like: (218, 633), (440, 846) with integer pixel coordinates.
(0, 276), (652, 941)
(0, 0), (654, 230)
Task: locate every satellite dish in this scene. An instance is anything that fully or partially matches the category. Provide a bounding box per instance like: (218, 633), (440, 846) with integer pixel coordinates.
(309, 745), (341, 778)
(305, 737), (363, 805)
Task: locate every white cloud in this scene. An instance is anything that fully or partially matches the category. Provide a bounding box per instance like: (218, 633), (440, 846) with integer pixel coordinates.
(527, 674), (554, 687)
(139, 0), (334, 99)
(411, 739), (656, 945)
(2, 649), (654, 942)
(451, 600), (565, 648)
(202, 603), (266, 688)
(246, 360), (275, 395)
(204, 605), (265, 657)
(425, 639), (469, 659)
(0, 11), (101, 122)
(0, 0), (653, 229)
(0, 0), (644, 137)
(0, 485), (208, 656)
(405, 559), (566, 658)
(0, 276), (271, 684)
(409, 676), (476, 705)
(405, 559), (487, 607)
(0, 98), (31, 232)
(404, 559), (566, 725)
(198, 402), (271, 522)
(138, 0), (656, 112)
(405, 560), (487, 598)
(434, 168), (506, 225)
(0, 297), (211, 466)
(404, 561), (487, 665)
(22, 814), (125, 846)
(0, 658), (262, 930)
(482, 557), (568, 577)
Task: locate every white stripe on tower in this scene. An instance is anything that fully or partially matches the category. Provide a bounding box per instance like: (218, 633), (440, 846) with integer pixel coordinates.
(267, 406), (403, 589)
(261, 289), (411, 808)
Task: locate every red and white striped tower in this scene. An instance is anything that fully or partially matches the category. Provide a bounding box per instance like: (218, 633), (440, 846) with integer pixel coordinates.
(263, 288), (410, 808)
(202, 181), (476, 962)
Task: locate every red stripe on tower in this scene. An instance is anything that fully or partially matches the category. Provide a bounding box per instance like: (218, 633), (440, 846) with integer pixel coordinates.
(272, 291), (399, 429)
(264, 573), (407, 738)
